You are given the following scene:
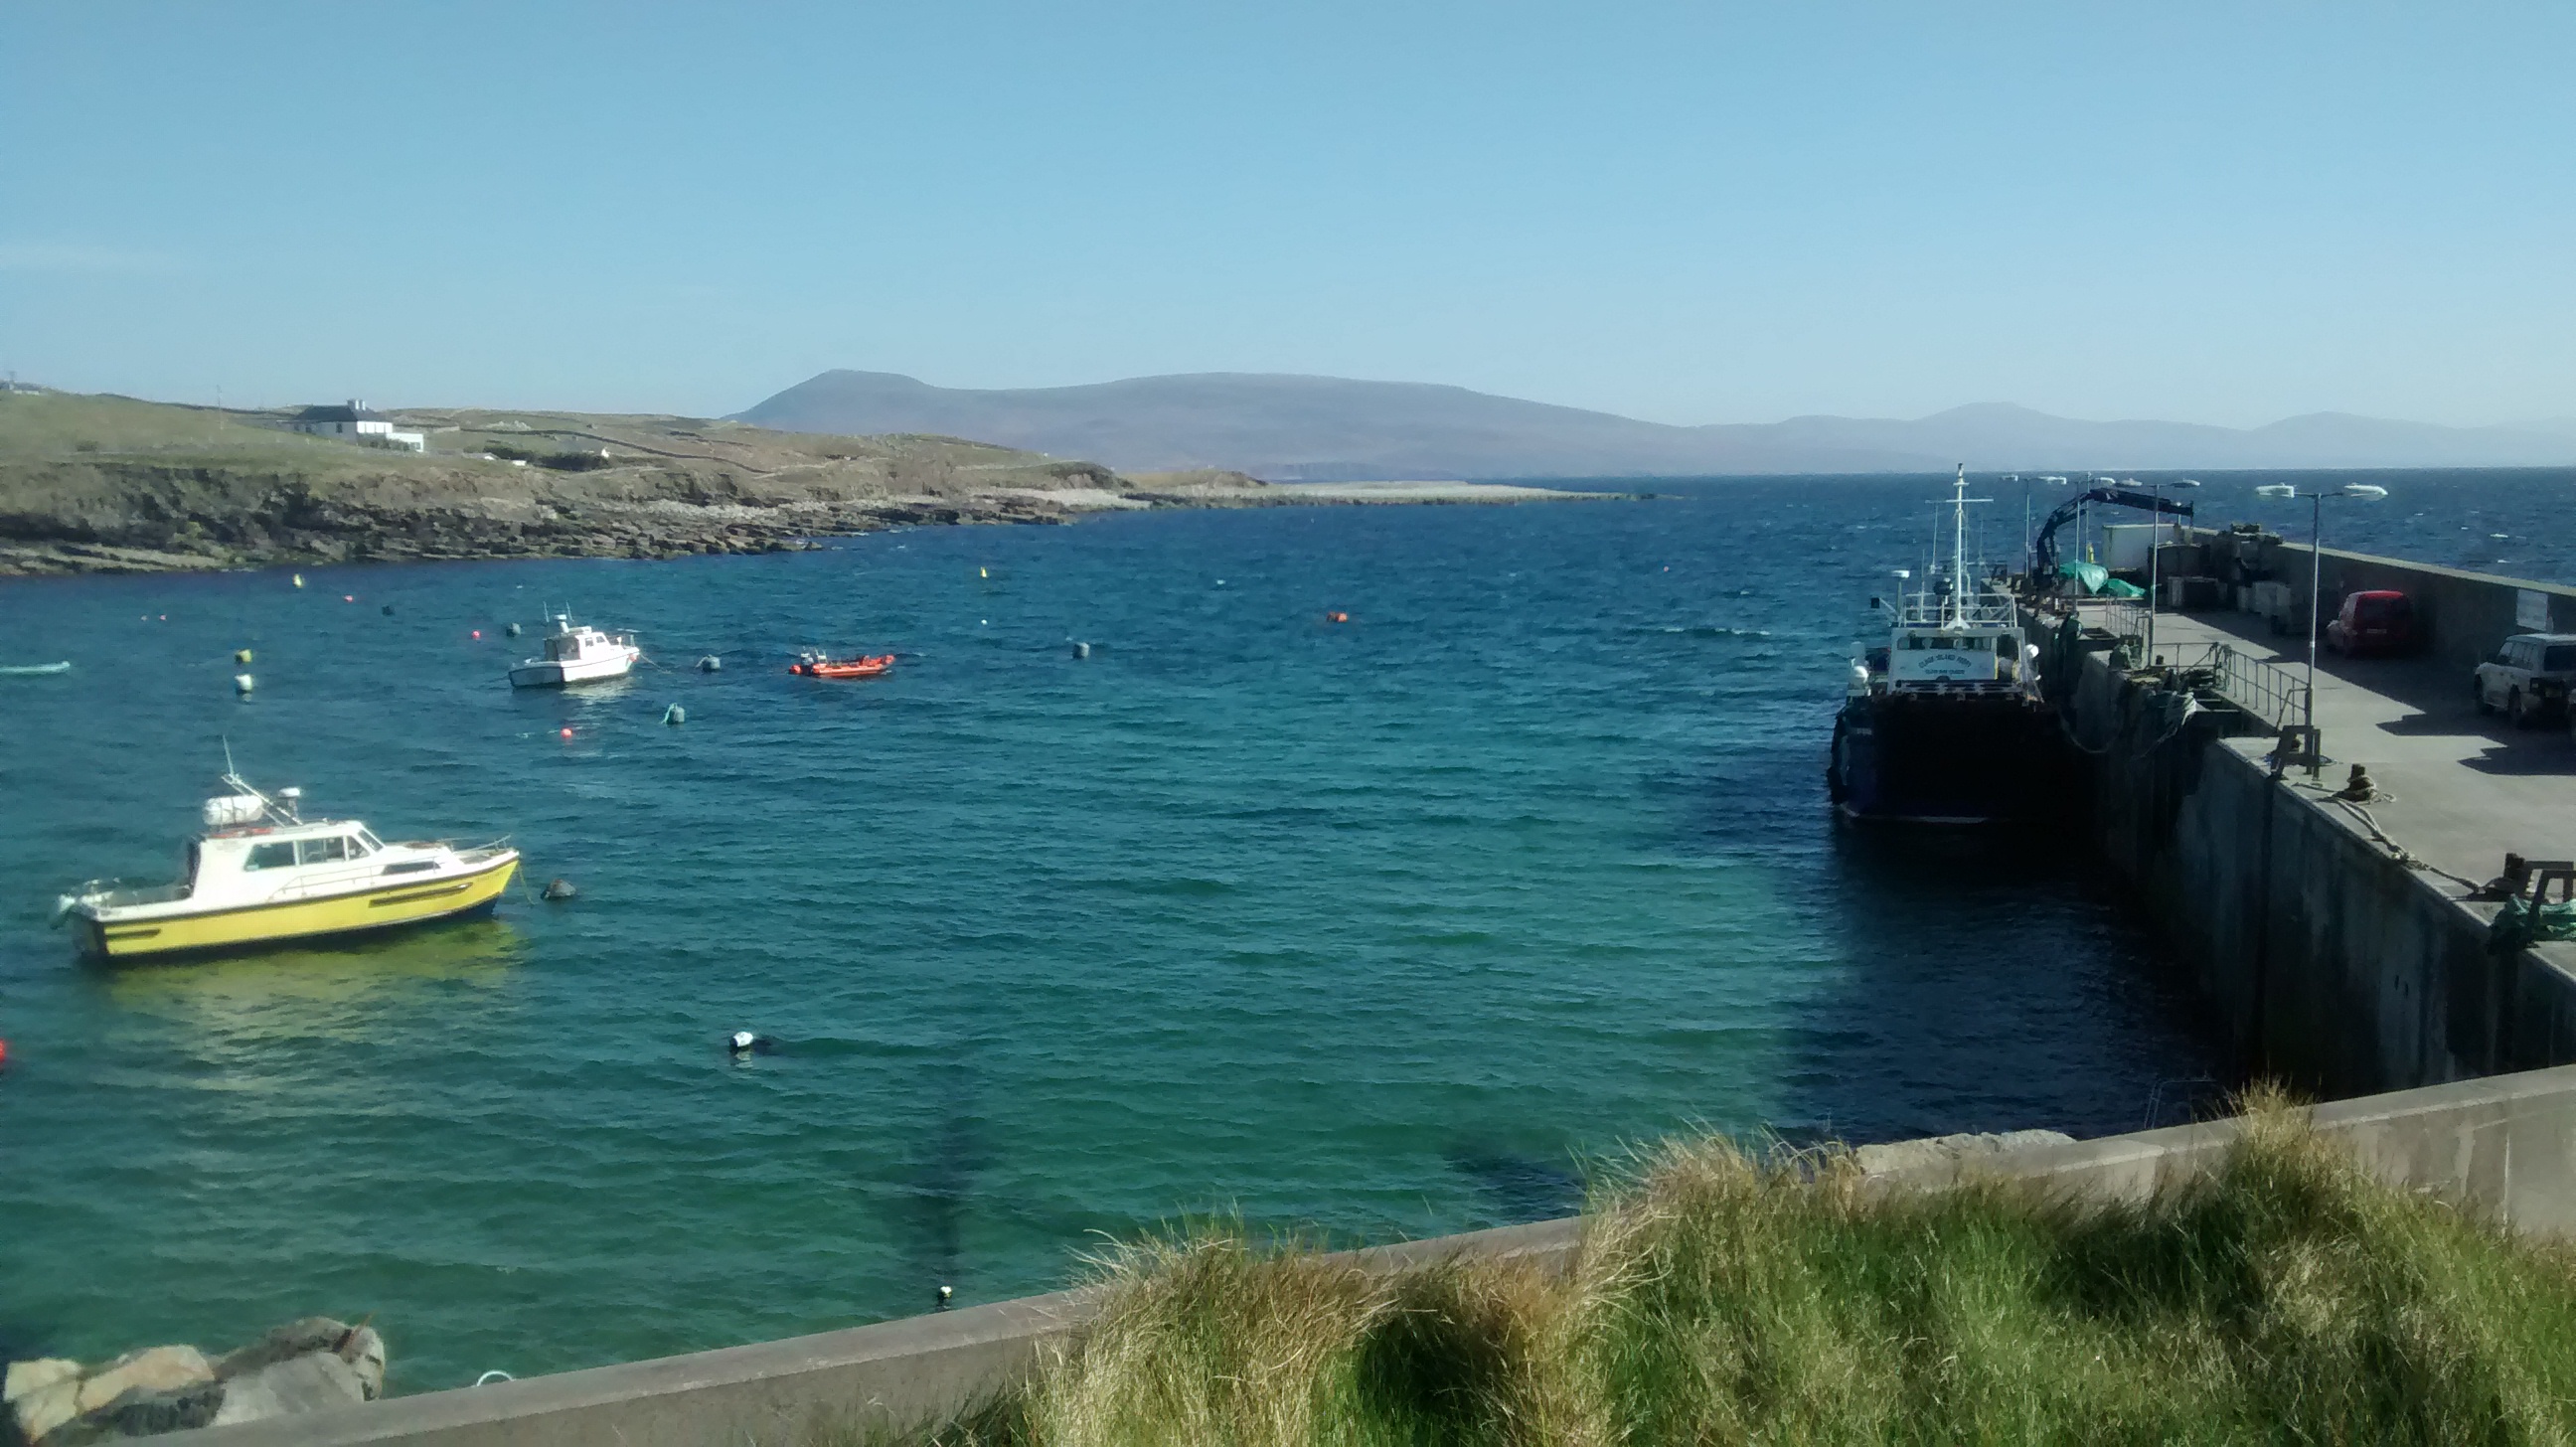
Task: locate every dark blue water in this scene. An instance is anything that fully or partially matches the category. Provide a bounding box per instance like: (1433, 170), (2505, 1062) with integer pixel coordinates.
(21, 469), (2500, 1389)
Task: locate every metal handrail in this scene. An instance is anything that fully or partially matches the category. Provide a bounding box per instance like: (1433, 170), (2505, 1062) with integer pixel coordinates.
(2188, 642), (2309, 731)
(2100, 600), (2150, 647)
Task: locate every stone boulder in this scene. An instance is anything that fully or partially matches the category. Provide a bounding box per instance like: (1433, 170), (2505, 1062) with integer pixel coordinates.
(6, 1319), (384, 1444)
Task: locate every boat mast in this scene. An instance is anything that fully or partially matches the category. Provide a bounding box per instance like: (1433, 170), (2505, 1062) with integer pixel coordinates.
(1946, 463), (1969, 629)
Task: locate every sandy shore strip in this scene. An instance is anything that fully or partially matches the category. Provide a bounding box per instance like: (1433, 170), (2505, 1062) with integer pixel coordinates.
(1264, 480), (1611, 503)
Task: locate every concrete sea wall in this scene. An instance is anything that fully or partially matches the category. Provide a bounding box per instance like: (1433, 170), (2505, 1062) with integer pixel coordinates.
(2060, 631), (2576, 1095)
(154, 1063), (2576, 1446)
(2201, 532), (2576, 674)
(2083, 684), (2576, 1091)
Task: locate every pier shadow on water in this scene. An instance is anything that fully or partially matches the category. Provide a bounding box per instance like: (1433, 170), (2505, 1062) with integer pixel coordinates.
(860, 1056), (993, 1307)
(1773, 821), (2232, 1148)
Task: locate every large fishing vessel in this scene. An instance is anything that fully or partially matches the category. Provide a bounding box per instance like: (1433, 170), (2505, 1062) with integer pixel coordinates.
(1829, 466), (2058, 824)
(56, 772), (520, 960)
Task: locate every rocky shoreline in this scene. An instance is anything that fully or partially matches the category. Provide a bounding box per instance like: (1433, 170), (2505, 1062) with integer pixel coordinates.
(6, 1318), (386, 1443)
(0, 393), (1613, 578)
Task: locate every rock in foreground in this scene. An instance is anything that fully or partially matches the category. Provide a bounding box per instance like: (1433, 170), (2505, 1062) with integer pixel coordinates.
(4, 1319), (384, 1445)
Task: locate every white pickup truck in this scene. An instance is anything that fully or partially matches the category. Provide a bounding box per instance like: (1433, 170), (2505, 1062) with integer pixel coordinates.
(2473, 633), (2576, 729)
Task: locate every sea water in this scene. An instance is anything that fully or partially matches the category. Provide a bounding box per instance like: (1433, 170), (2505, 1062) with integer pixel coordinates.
(1, 469), (2559, 1389)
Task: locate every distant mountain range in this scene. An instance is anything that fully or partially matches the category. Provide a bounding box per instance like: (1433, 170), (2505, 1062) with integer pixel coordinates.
(735, 371), (2576, 480)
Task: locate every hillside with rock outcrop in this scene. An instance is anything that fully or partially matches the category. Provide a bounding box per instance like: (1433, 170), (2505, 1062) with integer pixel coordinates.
(0, 392), (1275, 575)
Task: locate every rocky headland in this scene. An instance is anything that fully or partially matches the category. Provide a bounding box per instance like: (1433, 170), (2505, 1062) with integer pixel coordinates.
(0, 392), (1600, 577)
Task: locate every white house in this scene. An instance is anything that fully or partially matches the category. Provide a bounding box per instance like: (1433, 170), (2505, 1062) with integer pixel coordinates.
(289, 400), (426, 452)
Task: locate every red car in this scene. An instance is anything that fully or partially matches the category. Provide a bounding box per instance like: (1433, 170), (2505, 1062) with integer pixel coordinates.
(2326, 590), (2417, 657)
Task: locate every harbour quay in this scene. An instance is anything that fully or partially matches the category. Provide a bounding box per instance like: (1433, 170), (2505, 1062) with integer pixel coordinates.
(2029, 534), (2576, 1097)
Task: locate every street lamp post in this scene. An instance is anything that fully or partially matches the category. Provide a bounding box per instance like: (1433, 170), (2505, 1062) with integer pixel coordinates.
(2254, 482), (2389, 772)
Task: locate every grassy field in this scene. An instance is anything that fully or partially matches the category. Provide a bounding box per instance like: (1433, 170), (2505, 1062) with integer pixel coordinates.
(0, 390), (425, 467)
(0, 390), (1079, 478)
(855, 1094), (2576, 1445)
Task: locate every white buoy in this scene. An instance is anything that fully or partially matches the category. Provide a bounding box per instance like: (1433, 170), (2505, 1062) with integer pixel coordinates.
(697, 655), (722, 673)
(233, 673), (254, 696)
(1071, 641), (1090, 659)
(663, 704), (686, 725)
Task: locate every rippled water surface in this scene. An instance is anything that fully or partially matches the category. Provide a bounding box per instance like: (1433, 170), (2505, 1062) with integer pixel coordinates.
(24, 470), (2555, 1388)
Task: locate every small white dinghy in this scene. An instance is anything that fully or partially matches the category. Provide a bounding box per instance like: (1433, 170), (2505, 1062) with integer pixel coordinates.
(509, 613), (640, 688)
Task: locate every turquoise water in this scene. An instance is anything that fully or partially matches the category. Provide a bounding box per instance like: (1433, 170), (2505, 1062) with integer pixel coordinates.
(0, 480), (2239, 1389)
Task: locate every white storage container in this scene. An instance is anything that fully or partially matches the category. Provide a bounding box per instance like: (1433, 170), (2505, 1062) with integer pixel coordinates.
(202, 794), (264, 828)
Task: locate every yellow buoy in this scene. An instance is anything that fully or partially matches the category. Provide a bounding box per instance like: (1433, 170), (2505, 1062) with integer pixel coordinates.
(979, 566), (989, 578)
(292, 573), (304, 587)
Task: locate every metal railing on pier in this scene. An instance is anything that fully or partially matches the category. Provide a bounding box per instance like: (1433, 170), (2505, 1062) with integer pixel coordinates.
(2186, 642), (2309, 732)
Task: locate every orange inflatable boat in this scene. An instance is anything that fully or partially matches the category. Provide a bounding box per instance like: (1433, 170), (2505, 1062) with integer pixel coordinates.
(790, 653), (895, 679)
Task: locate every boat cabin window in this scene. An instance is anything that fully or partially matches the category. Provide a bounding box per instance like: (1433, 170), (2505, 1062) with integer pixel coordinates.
(356, 827), (386, 852)
(297, 836), (349, 866)
(245, 842), (298, 871)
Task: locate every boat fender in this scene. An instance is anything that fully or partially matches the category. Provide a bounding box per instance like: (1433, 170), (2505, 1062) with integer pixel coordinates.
(542, 879), (577, 901)
(507, 622), (524, 637)
(662, 704), (686, 726)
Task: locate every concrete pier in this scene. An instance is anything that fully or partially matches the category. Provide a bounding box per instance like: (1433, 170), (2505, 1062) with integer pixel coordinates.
(2047, 568), (2576, 1095)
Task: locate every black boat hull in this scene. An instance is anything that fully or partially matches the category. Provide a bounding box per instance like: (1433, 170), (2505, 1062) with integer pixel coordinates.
(1829, 691), (2067, 825)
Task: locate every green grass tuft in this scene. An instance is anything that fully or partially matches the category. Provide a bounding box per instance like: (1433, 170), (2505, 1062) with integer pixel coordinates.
(834, 1096), (2576, 1445)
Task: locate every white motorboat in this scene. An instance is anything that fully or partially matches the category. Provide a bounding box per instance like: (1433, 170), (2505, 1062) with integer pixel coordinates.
(509, 613), (641, 688)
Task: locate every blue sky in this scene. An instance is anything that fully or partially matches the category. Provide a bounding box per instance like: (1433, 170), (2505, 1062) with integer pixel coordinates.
(4, 3), (2570, 426)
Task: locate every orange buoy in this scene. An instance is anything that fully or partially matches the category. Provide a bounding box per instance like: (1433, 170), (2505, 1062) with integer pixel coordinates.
(560, 727), (574, 739)
(1327, 611), (1350, 624)
(472, 629), (483, 639)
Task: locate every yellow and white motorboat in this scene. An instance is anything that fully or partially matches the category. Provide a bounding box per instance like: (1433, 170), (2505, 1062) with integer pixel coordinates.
(57, 773), (521, 961)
